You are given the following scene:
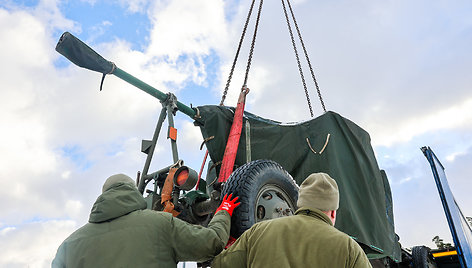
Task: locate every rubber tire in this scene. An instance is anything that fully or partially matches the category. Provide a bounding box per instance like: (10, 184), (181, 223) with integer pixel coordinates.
(412, 246), (436, 268)
(221, 159), (298, 238)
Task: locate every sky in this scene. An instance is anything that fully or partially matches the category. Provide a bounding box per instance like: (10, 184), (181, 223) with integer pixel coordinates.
(0, 0), (471, 267)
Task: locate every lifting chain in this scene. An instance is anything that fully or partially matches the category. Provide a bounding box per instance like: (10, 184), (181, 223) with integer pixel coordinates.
(220, 0), (326, 115)
(284, 0), (326, 113)
(220, 0), (257, 106)
(243, 0), (264, 88)
(220, 0), (264, 104)
(281, 0), (313, 117)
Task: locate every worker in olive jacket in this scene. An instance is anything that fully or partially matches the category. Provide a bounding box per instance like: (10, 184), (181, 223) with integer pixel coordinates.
(212, 172), (372, 268)
(52, 173), (240, 268)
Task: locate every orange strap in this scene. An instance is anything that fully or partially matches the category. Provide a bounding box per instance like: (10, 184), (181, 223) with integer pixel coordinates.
(161, 167), (177, 203)
(163, 201), (180, 217)
(161, 167), (180, 217)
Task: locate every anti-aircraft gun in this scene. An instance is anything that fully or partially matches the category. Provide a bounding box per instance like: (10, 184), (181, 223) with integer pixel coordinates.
(56, 31), (404, 266)
(55, 31), (298, 230)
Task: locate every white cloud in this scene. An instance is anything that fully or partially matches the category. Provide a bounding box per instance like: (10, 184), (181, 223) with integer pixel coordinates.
(119, 0), (150, 14)
(371, 98), (472, 146)
(147, 0), (228, 60)
(80, 0), (97, 6)
(0, 7), (62, 222)
(0, 220), (77, 268)
(65, 200), (84, 219)
(446, 151), (467, 162)
(33, 0), (80, 33)
(133, 0), (231, 95)
(0, 227), (16, 236)
(61, 170), (71, 179)
(397, 177), (413, 185)
(179, 120), (205, 150)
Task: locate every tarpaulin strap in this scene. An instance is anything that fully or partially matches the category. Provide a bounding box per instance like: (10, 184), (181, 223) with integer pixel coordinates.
(99, 62), (116, 91)
(306, 134), (331, 155)
(196, 150), (209, 190)
(200, 136), (215, 150)
(319, 134), (331, 154)
(218, 87), (249, 183)
(193, 106), (201, 119)
(209, 161), (222, 172)
(245, 120), (251, 163)
(161, 167), (180, 216)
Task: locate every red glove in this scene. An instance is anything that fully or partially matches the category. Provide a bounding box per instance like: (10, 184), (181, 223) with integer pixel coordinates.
(215, 194), (240, 217)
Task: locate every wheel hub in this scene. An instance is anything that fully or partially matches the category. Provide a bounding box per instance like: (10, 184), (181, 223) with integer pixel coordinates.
(255, 184), (295, 221)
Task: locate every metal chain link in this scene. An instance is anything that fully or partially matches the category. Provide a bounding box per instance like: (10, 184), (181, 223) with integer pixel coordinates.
(281, 0), (314, 117)
(221, 0), (325, 115)
(286, 0), (326, 112)
(220, 0), (257, 106)
(243, 0), (264, 88)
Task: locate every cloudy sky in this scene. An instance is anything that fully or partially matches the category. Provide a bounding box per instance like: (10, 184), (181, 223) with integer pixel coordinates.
(1, 0), (471, 267)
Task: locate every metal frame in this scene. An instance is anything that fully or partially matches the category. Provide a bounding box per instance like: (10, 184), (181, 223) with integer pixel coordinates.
(138, 93), (181, 194)
(421, 146), (472, 268)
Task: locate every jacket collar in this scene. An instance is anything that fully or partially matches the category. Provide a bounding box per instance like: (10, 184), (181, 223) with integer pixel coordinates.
(295, 207), (333, 226)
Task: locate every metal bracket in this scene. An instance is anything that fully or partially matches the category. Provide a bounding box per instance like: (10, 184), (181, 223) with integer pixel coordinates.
(163, 93), (178, 115)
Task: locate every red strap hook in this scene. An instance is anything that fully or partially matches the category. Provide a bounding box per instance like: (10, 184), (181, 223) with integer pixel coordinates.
(218, 87), (249, 183)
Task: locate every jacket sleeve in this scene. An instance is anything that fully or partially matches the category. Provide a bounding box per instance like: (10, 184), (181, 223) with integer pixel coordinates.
(211, 228), (250, 268)
(51, 243), (66, 268)
(349, 240), (373, 268)
(170, 210), (231, 262)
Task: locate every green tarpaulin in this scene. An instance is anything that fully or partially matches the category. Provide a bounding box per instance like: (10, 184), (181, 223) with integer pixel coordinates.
(195, 105), (401, 261)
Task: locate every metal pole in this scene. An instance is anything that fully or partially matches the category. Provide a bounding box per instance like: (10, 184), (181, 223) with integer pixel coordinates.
(167, 108), (179, 164)
(138, 107), (167, 193)
(113, 68), (196, 118)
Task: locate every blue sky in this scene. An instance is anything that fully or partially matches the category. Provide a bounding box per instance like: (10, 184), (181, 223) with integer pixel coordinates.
(57, 1), (151, 49)
(1, 0), (472, 267)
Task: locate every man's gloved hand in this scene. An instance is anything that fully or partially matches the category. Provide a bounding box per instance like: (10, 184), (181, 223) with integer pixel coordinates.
(215, 194), (240, 217)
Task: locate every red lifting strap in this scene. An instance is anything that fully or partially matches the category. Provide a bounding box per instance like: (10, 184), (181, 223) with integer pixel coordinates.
(218, 87), (249, 183)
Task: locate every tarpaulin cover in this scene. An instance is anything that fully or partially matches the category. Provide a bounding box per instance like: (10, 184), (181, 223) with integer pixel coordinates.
(195, 105), (401, 261)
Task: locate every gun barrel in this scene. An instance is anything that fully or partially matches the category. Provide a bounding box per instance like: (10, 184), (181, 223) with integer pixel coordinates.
(56, 32), (196, 119)
(112, 68), (196, 118)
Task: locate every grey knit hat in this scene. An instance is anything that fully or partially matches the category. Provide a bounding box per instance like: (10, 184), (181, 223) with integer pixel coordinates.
(297, 173), (339, 211)
(102, 174), (135, 193)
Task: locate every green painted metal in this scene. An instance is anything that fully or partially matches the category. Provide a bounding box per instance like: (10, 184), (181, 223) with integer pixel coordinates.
(55, 32), (196, 119)
(183, 190), (210, 205)
(112, 68), (196, 118)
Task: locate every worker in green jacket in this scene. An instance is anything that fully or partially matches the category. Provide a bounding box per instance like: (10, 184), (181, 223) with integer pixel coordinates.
(52, 173), (240, 268)
(212, 172), (372, 268)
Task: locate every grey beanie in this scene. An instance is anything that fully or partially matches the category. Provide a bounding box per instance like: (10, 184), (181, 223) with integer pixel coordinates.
(102, 174), (136, 193)
(297, 173), (339, 211)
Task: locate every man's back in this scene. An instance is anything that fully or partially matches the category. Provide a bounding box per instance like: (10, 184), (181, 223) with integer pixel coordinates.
(56, 210), (168, 267)
(52, 179), (231, 268)
(213, 209), (371, 268)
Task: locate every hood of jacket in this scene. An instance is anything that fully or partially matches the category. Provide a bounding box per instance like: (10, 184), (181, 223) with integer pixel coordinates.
(89, 182), (147, 223)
